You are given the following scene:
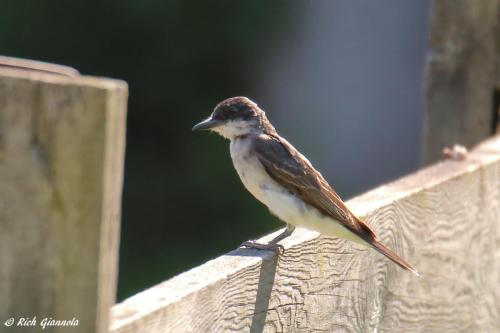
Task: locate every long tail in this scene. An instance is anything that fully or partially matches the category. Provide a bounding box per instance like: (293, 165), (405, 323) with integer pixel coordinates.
(353, 218), (419, 276)
(369, 239), (419, 276)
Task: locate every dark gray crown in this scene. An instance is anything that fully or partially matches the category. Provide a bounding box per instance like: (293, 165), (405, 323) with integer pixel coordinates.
(212, 96), (259, 122)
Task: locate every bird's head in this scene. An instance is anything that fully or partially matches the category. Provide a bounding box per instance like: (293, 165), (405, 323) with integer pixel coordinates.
(192, 96), (274, 140)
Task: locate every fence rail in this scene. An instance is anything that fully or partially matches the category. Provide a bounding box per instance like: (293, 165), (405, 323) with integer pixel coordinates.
(111, 136), (500, 333)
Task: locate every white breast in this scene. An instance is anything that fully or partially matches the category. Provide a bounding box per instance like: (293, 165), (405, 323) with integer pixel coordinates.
(229, 136), (365, 244)
(230, 137), (272, 203)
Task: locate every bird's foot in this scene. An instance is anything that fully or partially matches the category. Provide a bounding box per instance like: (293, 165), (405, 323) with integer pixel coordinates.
(240, 240), (284, 254)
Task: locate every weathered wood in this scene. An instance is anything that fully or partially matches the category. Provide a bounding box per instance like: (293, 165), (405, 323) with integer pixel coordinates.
(496, 87), (500, 134)
(0, 66), (127, 332)
(0, 55), (80, 77)
(110, 136), (500, 332)
(423, 0), (500, 164)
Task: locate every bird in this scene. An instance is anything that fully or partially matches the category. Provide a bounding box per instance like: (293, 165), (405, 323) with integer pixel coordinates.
(193, 96), (419, 276)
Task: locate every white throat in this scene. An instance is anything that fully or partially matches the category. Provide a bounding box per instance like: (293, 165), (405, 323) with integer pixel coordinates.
(212, 120), (259, 140)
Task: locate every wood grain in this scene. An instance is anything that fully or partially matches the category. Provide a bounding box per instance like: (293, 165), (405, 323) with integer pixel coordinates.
(423, 0), (500, 164)
(0, 66), (127, 333)
(111, 136), (500, 332)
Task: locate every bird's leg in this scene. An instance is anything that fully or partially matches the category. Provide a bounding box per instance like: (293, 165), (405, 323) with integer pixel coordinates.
(269, 224), (295, 244)
(240, 224), (295, 253)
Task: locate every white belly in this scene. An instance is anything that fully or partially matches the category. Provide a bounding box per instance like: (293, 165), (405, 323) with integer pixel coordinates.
(230, 138), (364, 244)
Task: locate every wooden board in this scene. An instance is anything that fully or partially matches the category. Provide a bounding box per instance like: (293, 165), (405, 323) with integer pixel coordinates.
(423, 0), (500, 164)
(0, 66), (127, 333)
(111, 137), (500, 333)
(110, 135), (500, 332)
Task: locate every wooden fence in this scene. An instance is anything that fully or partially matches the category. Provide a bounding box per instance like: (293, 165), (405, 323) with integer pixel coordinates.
(110, 135), (500, 332)
(1, 1), (500, 331)
(0, 61), (498, 332)
(0, 63), (127, 333)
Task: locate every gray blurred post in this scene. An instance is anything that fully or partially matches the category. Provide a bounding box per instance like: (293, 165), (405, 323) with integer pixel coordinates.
(0, 60), (127, 332)
(259, 1), (429, 197)
(423, 0), (500, 164)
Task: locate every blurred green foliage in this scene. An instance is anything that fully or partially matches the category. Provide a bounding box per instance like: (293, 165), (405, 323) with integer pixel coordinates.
(0, 1), (302, 300)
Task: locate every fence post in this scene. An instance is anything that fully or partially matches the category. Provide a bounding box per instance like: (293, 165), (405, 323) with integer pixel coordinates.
(0, 62), (127, 332)
(423, 0), (500, 164)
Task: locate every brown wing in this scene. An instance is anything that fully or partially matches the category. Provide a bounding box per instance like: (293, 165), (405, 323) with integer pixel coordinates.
(253, 134), (419, 275)
(253, 134), (374, 240)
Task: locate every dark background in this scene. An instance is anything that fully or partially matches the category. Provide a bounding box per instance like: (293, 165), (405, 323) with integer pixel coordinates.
(0, 0), (428, 300)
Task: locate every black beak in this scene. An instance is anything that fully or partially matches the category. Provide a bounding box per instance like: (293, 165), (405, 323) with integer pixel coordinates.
(192, 117), (221, 131)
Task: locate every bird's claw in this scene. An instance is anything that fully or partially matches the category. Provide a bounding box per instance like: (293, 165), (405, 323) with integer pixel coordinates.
(240, 241), (285, 254)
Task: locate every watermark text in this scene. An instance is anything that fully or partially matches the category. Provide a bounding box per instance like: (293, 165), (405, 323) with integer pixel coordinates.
(4, 316), (79, 330)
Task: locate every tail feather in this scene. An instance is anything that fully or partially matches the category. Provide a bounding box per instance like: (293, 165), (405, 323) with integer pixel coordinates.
(353, 218), (419, 276)
(369, 239), (419, 276)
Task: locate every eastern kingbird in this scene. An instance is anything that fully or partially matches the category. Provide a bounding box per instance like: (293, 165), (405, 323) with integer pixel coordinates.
(193, 96), (418, 276)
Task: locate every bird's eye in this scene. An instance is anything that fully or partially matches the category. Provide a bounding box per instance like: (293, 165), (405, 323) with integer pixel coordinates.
(212, 105), (240, 121)
(221, 107), (237, 120)
(213, 110), (226, 120)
